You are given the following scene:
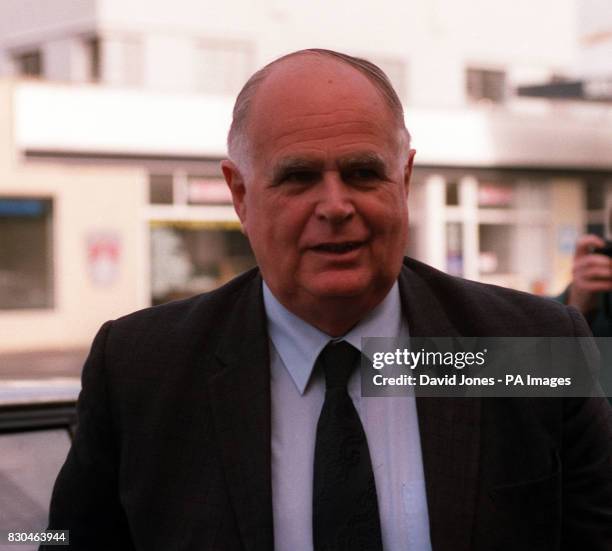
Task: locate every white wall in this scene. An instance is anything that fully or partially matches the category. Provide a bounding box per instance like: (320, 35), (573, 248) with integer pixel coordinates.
(96, 0), (577, 63)
(101, 34), (143, 87)
(13, 82), (612, 169)
(0, 0), (582, 105)
(143, 35), (196, 92)
(577, 0), (610, 36)
(94, 0), (579, 107)
(577, 43), (612, 78)
(0, 81), (147, 352)
(0, 0), (96, 51)
(43, 38), (89, 82)
(0, 50), (11, 77)
(14, 82), (233, 157)
(575, 0), (612, 77)
(97, 0), (259, 38)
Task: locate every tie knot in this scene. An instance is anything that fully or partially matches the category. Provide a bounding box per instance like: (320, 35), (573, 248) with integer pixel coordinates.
(317, 340), (361, 390)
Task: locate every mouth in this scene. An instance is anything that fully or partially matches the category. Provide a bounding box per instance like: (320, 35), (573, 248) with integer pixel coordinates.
(310, 241), (364, 254)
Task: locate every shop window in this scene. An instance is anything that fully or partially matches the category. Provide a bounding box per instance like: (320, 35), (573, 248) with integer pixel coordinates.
(15, 50), (43, 77)
(149, 174), (174, 204)
(150, 223), (255, 305)
(85, 37), (101, 82)
(586, 180), (605, 211)
(587, 223), (604, 237)
(446, 222), (463, 276)
(584, 179), (612, 237)
(466, 68), (506, 103)
(445, 181), (459, 206)
(478, 224), (515, 275)
(0, 198), (53, 310)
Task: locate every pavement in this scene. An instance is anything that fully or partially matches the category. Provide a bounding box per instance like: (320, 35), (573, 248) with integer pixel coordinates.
(0, 349), (86, 405)
(0, 349), (84, 545)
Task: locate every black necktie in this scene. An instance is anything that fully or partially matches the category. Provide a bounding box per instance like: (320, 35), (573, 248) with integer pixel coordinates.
(313, 341), (383, 551)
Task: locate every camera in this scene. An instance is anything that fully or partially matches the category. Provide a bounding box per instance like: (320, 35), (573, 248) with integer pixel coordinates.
(593, 244), (612, 257)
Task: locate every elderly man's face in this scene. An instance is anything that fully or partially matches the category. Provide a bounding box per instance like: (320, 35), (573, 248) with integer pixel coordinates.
(224, 57), (414, 328)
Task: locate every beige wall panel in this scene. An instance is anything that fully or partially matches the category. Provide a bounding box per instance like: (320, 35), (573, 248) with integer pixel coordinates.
(0, 156), (147, 352)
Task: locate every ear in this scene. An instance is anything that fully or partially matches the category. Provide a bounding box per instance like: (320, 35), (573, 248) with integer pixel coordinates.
(403, 149), (416, 196)
(221, 160), (248, 229)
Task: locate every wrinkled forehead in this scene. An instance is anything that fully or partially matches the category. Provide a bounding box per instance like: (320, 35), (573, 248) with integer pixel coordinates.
(246, 56), (403, 158)
(254, 55), (386, 108)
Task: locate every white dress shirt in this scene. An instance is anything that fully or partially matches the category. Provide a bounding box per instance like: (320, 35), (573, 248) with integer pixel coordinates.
(263, 282), (432, 551)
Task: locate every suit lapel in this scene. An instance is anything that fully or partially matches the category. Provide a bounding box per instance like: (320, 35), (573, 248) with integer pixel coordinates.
(207, 274), (274, 551)
(399, 261), (481, 551)
(205, 261), (482, 550)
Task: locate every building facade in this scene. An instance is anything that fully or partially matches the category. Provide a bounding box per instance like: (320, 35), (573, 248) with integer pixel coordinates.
(1, 0), (611, 354)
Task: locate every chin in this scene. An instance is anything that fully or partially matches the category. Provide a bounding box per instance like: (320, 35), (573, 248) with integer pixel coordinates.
(305, 272), (382, 300)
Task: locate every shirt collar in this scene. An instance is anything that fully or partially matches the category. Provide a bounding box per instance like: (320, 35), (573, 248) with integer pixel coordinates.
(263, 281), (404, 395)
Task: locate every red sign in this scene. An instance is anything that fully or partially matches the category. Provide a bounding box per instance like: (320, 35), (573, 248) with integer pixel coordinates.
(188, 178), (232, 204)
(86, 232), (120, 286)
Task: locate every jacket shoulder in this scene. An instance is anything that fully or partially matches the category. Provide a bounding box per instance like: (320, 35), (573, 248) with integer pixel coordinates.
(103, 267), (262, 350)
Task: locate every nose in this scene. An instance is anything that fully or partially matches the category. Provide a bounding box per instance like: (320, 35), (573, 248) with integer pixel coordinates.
(314, 172), (355, 224)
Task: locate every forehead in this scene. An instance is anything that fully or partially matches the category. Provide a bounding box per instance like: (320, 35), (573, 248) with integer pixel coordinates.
(246, 56), (402, 166)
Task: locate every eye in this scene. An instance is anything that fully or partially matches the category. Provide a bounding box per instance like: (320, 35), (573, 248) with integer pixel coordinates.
(355, 169), (378, 179)
(344, 168), (380, 183)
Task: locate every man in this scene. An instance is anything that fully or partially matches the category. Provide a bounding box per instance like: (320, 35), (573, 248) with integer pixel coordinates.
(561, 234), (612, 336)
(44, 49), (611, 550)
(555, 233), (612, 404)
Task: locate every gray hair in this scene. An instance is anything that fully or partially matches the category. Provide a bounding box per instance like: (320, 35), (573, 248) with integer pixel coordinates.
(226, 48), (410, 165)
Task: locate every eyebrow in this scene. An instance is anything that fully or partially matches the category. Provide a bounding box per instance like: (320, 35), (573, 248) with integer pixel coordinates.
(271, 152), (388, 181)
(336, 152), (388, 172)
(271, 156), (325, 182)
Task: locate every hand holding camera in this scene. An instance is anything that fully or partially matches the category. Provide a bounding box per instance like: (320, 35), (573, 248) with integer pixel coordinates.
(568, 234), (612, 315)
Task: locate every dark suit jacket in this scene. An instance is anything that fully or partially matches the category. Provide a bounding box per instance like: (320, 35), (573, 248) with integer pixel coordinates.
(44, 258), (612, 551)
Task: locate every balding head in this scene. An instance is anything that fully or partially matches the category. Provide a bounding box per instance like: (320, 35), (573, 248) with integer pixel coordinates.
(227, 49), (410, 169)
(220, 48), (416, 336)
